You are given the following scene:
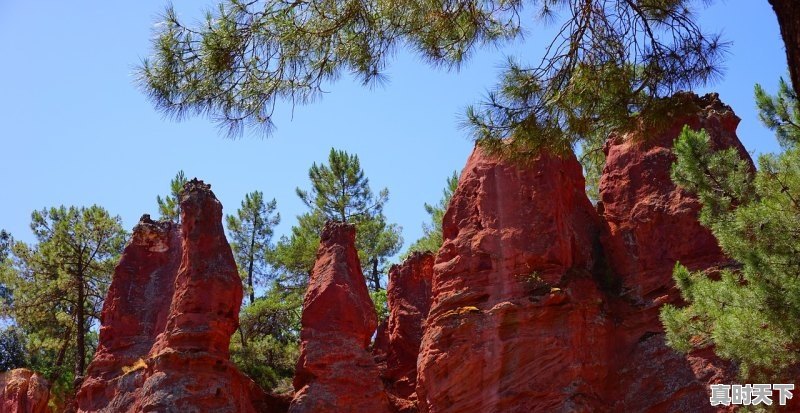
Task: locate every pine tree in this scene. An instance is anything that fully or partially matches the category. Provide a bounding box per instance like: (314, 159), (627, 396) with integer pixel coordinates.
(0, 327), (26, 372)
(660, 79), (800, 381)
(156, 170), (188, 222)
(226, 191), (280, 304)
(137, 0), (735, 154)
(229, 287), (301, 393)
(269, 211), (326, 290)
(0, 230), (10, 261)
(406, 171), (459, 255)
(755, 76), (800, 148)
(357, 213), (403, 291)
(0, 206), (126, 390)
(272, 148), (402, 290)
(296, 149), (387, 223)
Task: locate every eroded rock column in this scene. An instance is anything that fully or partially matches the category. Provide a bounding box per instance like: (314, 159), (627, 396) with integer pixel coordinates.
(76, 179), (284, 413)
(289, 221), (390, 413)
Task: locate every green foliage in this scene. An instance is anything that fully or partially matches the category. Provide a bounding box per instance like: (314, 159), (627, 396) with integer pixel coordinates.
(230, 287), (301, 393)
(271, 148), (402, 292)
(226, 191), (280, 304)
(0, 229), (11, 262)
(269, 211), (326, 290)
(0, 327), (26, 371)
(156, 170), (188, 222)
(139, 0), (520, 136)
(660, 87), (800, 380)
(139, 0), (723, 159)
(357, 214), (403, 292)
(0, 206), (126, 393)
(405, 171), (459, 256)
(297, 148), (386, 223)
(369, 289), (389, 322)
(0, 230), (12, 305)
(670, 126), (754, 220)
(579, 128), (611, 203)
(755, 76), (800, 149)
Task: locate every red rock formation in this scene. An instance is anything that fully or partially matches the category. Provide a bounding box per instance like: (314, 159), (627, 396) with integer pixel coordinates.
(289, 221), (390, 413)
(0, 369), (50, 413)
(76, 179), (286, 413)
(416, 147), (613, 412)
(414, 94), (743, 412)
(599, 93), (752, 304)
(599, 93), (745, 411)
(377, 251), (434, 412)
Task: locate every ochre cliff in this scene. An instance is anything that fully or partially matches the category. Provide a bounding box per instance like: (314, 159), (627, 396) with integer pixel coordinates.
(598, 93), (747, 412)
(0, 369), (50, 413)
(75, 180), (286, 413)
(415, 147), (613, 412)
(410, 93), (742, 412)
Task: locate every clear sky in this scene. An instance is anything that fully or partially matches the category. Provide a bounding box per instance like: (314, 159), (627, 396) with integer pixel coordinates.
(0, 1), (789, 258)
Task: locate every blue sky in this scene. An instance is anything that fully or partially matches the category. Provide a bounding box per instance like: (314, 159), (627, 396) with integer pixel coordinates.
(0, 1), (789, 258)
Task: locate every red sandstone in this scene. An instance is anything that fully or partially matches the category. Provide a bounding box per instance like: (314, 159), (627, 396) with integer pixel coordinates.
(0, 369), (50, 413)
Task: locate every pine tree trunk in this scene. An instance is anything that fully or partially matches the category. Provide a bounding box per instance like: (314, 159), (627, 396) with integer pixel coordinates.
(248, 227), (256, 304)
(770, 0), (800, 96)
(371, 258), (380, 292)
(76, 271), (86, 378)
(238, 326), (248, 349)
(48, 325), (72, 384)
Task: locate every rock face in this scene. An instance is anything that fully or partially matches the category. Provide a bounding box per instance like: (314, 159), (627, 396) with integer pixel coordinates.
(375, 252), (434, 412)
(415, 147), (612, 412)
(599, 93), (751, 304)
(76, 179), (285, 413)
(0, 369), (50, 413)
(289, 221), (390, 413)
(411, 92), (742, 413)
(598, 93), (747, 411)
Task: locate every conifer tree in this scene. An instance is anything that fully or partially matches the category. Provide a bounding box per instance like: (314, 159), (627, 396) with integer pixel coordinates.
(755, 76), (800, 148)
(229, 287), (301, 392)
(156, 170), (187, 222)
(0, 327), (26, 372)
(357, 213), (403, 291)
(138, 0), (730, 153)
(226, 191), (280, 304)
(269, 211), (327, 290)
(0, 206), (126, 390)
(271, 148), (402, 291)
(296, 149), (387, 223)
